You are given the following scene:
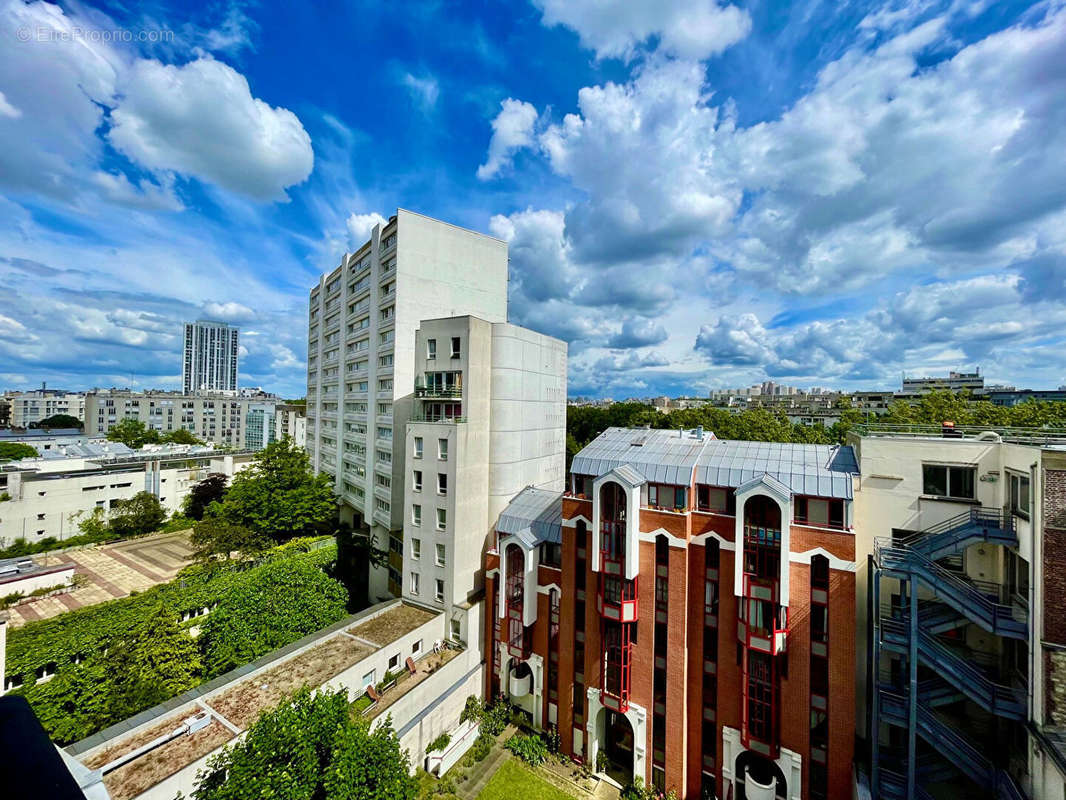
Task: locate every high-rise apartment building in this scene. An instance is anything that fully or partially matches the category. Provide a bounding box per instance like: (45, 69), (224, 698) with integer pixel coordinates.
(485, 427), (860, 799)
(306, 210), (508, 599)
(182, 320), (240, 394)
(853, 424), (1066, 800)
(85, 389), (278, 449)
(399, 315), (566, 639)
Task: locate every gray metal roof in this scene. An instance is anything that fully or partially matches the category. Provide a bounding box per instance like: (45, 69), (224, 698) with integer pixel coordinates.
(496, 486), (563, 547)
(571, 427), (858, 500)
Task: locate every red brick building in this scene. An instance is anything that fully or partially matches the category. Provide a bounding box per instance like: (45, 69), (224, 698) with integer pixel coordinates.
(484, 427), (858, 800)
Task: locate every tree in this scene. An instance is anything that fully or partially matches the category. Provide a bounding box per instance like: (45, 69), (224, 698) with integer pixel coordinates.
(106, 418), (161, 448)
(162, 428), (203, 445)
(107, 607), (202, 718)
(108, 492), (166, 538)
(193, 687), (415, 800)
(213, 438), (336, 542)
(73, 507), (111, 540)
(199, 557), (349, 677)
(183, 473), (229, 520)
(34, 414), (82, 429)
(336, 522), (388, 610)
(0, 442), (37, 462)
(190, 518), (270, 565)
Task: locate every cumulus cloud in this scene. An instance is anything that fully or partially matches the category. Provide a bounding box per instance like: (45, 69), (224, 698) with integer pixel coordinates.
(109, 57), (314, 201)
(607, 317), (670, 349)
(477, 99), (539, 180)
(347, 212), (387, 246)
(202, 301), (257, 322)
(533, 0), (751, 60)
(0, 91), (20, 119)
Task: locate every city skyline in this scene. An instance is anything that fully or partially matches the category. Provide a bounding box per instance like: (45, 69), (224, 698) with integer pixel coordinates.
(1, 1), (1064, 400)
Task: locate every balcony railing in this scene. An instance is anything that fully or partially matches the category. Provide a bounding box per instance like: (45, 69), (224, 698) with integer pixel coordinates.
(410, 413), (466, 424)
(415, 387), (462, 399)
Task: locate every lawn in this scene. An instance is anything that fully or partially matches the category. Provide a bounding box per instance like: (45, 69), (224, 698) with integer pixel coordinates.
(478, 759), (576, 800)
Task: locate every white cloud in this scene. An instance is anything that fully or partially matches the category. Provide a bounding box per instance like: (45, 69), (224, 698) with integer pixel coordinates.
(0, 91), (20, 119)
(91, 171), (183, 212)
(346, 212), (387, 247)
(401, 72), (440, 112)
(202, 301), (257, 322)
(533, 0), (751, 60)
(477, 99), (539, 180)
(109, 57), (313, 201)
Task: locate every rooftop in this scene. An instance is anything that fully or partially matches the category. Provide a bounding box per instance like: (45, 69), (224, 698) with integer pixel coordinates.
(855, 423), (1066, 446)
(571, 427), (858, 500)
(496, 486), (563, 547)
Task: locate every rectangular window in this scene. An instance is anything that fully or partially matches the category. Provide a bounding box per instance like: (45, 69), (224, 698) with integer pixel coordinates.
(413, 437), (423, 458)
(388, 653), (401, 671)
(696, 485), (736, 515)
(362, 670), (376, 688)
(922, 464), (976, 500)
(436, 543), (446, 566)
(435, 579), (445, 602)
(438, 473), (447, 495)
(450, 337), (461, 358)
(437, 508), (447, 531)
(412, 639), (422, 656)
(427, 339), (437, 359)
(410, 572), (420, 595)
(1009, 472), (1030, 519)
(438, 438), (448, 460)
(411, 538), (421, 560)
(413, 470), (422, 491)
(412, 504), (421, 526)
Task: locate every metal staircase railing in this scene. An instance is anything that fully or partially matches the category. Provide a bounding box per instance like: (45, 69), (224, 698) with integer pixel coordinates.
(881, 619), (1026, 720)
(894, 508), (1016, 561)
(875, 540), (1027, 639)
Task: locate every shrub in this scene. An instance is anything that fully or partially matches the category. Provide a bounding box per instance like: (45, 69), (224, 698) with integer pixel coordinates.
(480, 699), (510, 737)
(459, 695), (482, 726)
(504, 733), (548, 766)
(426, 732), (451, 753)
(470, 733), (493, 762)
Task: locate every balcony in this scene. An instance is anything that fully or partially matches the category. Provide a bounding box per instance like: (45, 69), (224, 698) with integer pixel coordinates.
(415, 387), (462, 399)
(737, 575), (789, 655)
(410, 413), (466, 424)
(597, 574), (638, 622)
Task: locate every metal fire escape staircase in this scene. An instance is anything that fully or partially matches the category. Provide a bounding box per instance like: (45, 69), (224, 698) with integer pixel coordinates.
(871, 509), (1028, 800)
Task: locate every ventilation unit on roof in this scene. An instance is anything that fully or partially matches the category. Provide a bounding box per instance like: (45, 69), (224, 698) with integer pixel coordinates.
(631, 434), (646, 447)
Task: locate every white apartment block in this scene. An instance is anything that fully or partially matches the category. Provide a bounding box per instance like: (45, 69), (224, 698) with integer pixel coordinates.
(850, 424), (1066, 800)
(84, 390), (279, 449)
(0, 444), (256, 547)
(399, 317), (566, 640)
(306, 210), (508, 598)
(273, 403), (307, 449)
(182, 320), (240, 394)
(8, 391), (85, 428)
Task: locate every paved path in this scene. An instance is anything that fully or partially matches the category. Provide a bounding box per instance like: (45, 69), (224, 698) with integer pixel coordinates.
(2, 531), (193, 627)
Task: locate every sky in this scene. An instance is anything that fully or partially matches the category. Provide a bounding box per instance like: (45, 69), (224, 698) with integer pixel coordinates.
(0, 0), (1064, 399)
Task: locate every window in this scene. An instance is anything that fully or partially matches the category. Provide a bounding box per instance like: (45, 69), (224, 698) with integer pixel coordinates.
(427, 339), (437, 359)
(450, 336), (461, 358)
(437, 508), (447, 531)
(438, 473), (447, 495)
(922, 464), (976, 500)
(435, 579), (445, 602)
(696, 485), (736, 515)
(411, 538), (421, 559)
(412, 639), (422, 656)
(794, 497), (846, 529)
(648, 484), (686, 511)
(389, 653), (401, 671)
(1009, 472), (1030, 519)
(540, 542), (562, 568)
(450, 619), (461, 641)
(413, 470), (422, 491)
(412, 504), (422, 526)
(436, 543), (446, 566)
(362, 670), (376, 688)
(438, 438), (448, 460)
(413, 437), (423, 458)
(410, 572), (420, 595)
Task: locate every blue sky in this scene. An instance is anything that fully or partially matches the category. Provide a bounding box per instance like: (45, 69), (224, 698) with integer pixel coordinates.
(0, 0), (1064, 399)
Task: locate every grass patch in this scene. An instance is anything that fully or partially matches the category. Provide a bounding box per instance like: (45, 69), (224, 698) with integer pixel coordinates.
(477, 759), (576, 800)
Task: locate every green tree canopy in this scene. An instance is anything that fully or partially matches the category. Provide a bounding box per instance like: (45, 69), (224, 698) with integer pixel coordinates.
(183, 473), (229, 520)
(106, 607), (202, 717)
(0, 442), (37, 462)
(199, 556), (348, 677)
(194, 687), (415, 800)
(211, 437), (336, 542)
(106, 418), (161, 448)
(161, 428), (204, 445)
(34, 414), (82, 429)
(108, 491), (167, 538)
(190, 518), (270, 565)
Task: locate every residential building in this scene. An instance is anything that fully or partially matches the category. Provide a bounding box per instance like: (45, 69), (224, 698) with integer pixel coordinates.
(0, 396), (10, 428)
(8, 390), (85, 428)
(485, 426), (860, 799)
(306, 210), (508, 600)
(84, 389), (280, 449)
(273, 403), (307, 448)
(854, 423), (1066, 799)
(900, 369), (984, 395)
(0, 443), (256, 547)
(400, 316), (566, 640)
(182, 320), (240, 394)
(987, 389), (1066, 407)
(244, 403), (276, 451)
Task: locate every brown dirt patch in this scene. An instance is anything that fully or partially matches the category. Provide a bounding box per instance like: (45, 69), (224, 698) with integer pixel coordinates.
(347, 603), (437, 646)
(207, 633), (372, 729)
(94, 719), (233, 800)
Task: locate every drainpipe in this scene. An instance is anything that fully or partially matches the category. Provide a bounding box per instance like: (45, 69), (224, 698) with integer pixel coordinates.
(0, 618), (6, 696)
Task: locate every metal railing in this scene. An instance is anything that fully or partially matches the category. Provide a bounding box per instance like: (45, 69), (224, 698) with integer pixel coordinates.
(415, 387), (462, 399)
(894, 508), (1016, 560)
(409, 414), (466, 424)
(856, 422), (1066, 445)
